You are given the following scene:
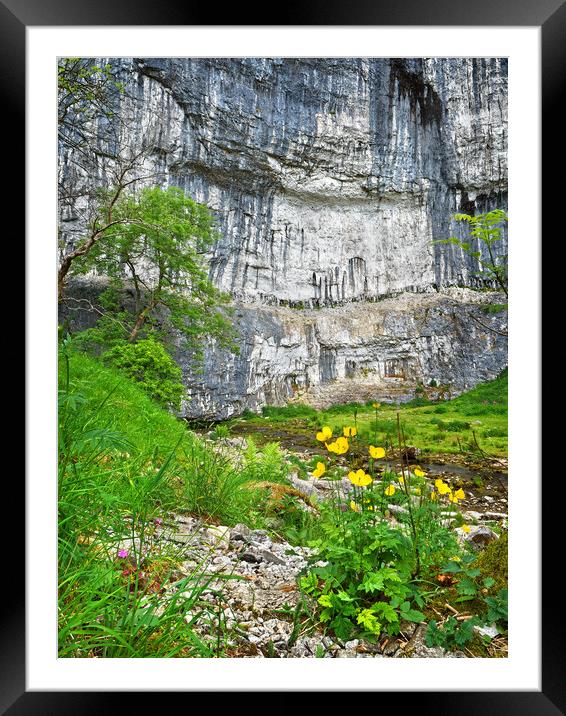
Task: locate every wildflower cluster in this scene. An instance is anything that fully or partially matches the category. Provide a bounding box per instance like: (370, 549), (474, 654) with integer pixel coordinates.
(431, 478), (466, 504)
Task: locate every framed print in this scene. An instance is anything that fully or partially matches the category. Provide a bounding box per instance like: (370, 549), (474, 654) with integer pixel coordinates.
(11, 0), (556, 710)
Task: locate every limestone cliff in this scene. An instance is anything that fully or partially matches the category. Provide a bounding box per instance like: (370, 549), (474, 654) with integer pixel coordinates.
(59, 58), (508, 418)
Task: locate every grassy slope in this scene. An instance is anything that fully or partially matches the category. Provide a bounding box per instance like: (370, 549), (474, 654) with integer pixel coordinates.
(62, 350), (189, 458)
(59, 350), (292, 526)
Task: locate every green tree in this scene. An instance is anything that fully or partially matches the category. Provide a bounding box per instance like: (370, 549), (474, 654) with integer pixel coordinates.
(69, 185), (235, 360)
(432, 209), (508, 338)
(435, 209), (508, 298)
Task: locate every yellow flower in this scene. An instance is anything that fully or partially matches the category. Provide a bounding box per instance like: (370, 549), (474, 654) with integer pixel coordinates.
(414, 468), (426, 478)
(398, 474), (404, 485)
(343, 426), (357, 437)
(369, 445), (385, 459)
(450, 555), (461, 562)
(461, 524), (471, 533)
(448, 491), (460, 503)
(311, 462), (326, 478)
(350, 500), (361, 512)
(347, 469), (372, 487)
(316, 426), (333, 442)
(429, 491), (438, 501)
(367, 505), (374, 511)
(435, 479), (451, 496)
(384, 484), (395, 496)
(454, 488), (466, 501)
(415, 487), (421, 495)
(372, 402), (381, 409)
(329, 436), (349, 454)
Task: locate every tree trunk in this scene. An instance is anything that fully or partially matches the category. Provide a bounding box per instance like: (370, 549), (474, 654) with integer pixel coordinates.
(128, 299), (158, 343)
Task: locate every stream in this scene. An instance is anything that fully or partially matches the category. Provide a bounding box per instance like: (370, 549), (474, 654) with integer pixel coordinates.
(204, 419), (509, 517)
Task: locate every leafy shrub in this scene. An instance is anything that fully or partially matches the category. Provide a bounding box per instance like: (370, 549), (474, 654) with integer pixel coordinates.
(103, 338), (185, 410)
(425, 616), (478, 650)
(300, 507), (424, 642)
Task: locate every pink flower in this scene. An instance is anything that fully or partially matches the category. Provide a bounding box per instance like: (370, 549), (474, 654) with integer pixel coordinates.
(154, 518), (162, 526)
(117, 549), (129, 559)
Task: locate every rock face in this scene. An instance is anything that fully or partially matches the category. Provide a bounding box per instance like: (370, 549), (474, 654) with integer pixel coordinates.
(60, 58), (508, 418)
(181, 288), (506, 418)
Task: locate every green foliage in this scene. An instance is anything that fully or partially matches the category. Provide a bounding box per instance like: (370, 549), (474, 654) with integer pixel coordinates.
(209, 424), (230, 440)
(448, 369), (507, 417)
(300, 507), (423, 642)
(261, 404), (318, 420)
(178, 439), (262, 525)
(433, 209), (508, 298)
(424, 546), (508, 652)
(102, 338), (185, 410)
(176, 438), (292, 527)
(433, 419), (471, 433)
(425, 616), (479, 650)
(58, 341), (224, 657)
(475, 531), (508, 594)
(484, 589), (508, 625)
(72, 186), (236, 360)
(239, 439), (291, 485)
(482, 426), (507, 438)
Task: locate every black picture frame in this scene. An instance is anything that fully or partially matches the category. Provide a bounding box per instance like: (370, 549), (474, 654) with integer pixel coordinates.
(12, 1), (555, 711)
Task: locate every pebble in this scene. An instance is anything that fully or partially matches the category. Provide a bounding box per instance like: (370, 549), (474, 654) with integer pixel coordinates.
(144, 512), (493, 658)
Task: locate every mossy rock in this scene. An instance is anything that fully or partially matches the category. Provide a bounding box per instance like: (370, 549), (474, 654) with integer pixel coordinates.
(475, 531), (508, 593)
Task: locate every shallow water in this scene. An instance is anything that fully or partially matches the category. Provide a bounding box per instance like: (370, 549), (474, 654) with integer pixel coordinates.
(220, 419), (508, 514)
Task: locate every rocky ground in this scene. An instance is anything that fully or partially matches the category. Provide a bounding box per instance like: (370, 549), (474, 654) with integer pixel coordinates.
(122, 507), (503, 658)
(142, 515), (470, 658)
(115, 435), (506, 658)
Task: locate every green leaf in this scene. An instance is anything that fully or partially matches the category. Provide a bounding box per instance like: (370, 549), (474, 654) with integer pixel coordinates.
(400, 609), (425, 623)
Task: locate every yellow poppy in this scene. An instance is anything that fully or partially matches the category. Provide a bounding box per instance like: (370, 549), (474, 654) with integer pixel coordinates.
(330, 437), (349, 454)
(369, 445), (385, 459)
(461, 524), (471, 533)
(435, 479), (451, 496)
(429, 491), (438, 501)
(384, 484), (395, 496)
(316, 426), (333, 442)
(372, 402), (381, 409)
(311, 462), (326, 478)
(350, 500), (361, 512)
(347, 469), (372, 487)
(343, 426), (357, 437)
(454, 488), (466, 501)
(414, 468), (426, 478)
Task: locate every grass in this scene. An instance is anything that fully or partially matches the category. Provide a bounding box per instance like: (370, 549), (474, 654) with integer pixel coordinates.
(59, 340), (507, 658)
(58, 344), (293, 657)
(230, 370), (508, 458)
